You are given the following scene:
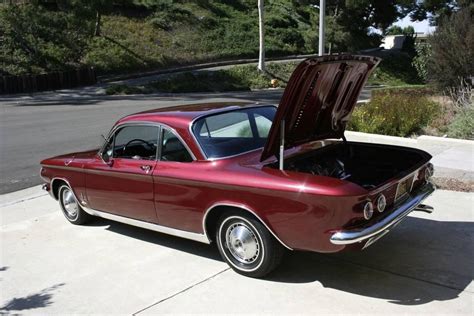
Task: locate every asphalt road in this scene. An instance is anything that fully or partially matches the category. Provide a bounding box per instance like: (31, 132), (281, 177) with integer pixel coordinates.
(0, 89), (372, 194)
(0, 187), (472, 314)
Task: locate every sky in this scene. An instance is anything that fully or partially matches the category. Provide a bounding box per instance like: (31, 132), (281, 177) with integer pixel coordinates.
(394, 15), (436, 34)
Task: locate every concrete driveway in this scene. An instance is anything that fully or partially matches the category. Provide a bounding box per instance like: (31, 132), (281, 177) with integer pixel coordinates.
(0, 187), (472, 314)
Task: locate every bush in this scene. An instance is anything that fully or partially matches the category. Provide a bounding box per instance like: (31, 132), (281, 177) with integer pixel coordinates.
(368, 53), (422, 86)
(105, 84), (152, 95)
(447, 107), (474, 140)
(0, 4), (91, 75)
(348, 88), (440, 137)
(412, 43), (431, 83)
(427, 8), (474, 89)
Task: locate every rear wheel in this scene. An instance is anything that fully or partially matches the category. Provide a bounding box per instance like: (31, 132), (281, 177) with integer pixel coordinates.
(216, 213), (284, 278)
(58, 184), (91, 225)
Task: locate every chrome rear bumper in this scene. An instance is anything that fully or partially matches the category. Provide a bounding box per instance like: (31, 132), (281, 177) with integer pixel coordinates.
(330, 182), (435, 246)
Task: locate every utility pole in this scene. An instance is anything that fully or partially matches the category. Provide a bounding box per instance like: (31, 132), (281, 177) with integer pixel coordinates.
(319, 0), (325, 56)
(257, 0), (265, 72)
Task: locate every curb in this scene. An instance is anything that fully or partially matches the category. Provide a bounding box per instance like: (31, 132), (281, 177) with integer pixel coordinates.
(347, 131), (474, 146)
(418, 135), (474, 145)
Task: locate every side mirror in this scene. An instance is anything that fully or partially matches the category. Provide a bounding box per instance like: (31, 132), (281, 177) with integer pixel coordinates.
(100, 149), (114, 166)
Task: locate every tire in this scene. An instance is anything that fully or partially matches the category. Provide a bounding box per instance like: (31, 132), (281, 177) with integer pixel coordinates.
(58, 184), (91, 225)
(216, 213), (284, 278)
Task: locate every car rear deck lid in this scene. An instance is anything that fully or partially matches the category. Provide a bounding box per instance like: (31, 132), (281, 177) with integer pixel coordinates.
(261, 54), (380, 162)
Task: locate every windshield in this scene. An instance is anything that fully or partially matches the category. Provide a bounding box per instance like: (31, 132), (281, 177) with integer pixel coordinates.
(192, 106), (276, 159)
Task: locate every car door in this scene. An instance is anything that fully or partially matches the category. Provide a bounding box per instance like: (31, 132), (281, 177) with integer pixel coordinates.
(151, 127), (200, 231)
(85, 124), (159, 223)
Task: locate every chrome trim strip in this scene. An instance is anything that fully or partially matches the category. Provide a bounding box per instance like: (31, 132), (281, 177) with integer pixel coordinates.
(82, 207), (210, 244)
(202, 202), (293, 250)
(50, 177), (209, 244)
(188, 104), (277, 161)
(330, 182), (435, 245)
(42, 164), (83, 172)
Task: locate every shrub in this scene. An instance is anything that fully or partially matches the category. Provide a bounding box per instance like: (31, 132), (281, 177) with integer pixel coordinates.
(368, 53), (422, 86)
(148, 71), (250, 93)
(412, 43), (431, 83)
(105, 84), (152, 95)
(447, 107), (474, 140)
(427, 8), (474, 89)
(348, 88), (440, 137)
(0, 4), (91, 75)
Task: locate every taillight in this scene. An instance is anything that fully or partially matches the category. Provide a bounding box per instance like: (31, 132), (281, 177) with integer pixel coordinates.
(376, 194), (387, 212)
(363, 201), (374, 220)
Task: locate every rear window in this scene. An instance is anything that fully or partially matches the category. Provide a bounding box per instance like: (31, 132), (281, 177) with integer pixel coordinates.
(192, 106), (276, 159)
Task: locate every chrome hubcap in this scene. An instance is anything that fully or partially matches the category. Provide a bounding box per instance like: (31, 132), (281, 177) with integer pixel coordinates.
(62, 188), (78, 218)
(225, 222), (259, 264)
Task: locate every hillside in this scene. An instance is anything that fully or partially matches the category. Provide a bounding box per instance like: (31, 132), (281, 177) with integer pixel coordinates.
(1, 1), (318, 76)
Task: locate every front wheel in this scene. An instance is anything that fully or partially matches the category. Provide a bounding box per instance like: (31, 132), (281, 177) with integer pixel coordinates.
(58, 184), (91, 225)
(216, 213), (284, 278)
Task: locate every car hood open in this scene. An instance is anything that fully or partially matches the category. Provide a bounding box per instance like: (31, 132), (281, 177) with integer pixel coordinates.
(260, 54), (380, 162)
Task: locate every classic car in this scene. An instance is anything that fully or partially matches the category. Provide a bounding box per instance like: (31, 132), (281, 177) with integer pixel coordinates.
(40, 55), (435, 277)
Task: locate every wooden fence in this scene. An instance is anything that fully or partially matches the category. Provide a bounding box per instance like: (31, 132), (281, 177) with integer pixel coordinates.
(0, 67), (97, 95)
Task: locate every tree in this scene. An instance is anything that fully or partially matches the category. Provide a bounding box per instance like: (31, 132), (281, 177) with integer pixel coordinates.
(409, 0), (473, 25)
(427, 7), (473, 89)
(385, 25), (414, 36)
(58, 0), (115, 36)
(257, 0), (265, 72)
(297, 0), (417, 52)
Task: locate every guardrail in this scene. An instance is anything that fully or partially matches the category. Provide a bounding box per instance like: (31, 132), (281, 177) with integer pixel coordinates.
(0, 67), (96, 95)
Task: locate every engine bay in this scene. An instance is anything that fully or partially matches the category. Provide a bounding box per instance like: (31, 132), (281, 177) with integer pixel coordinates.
(280, 142), (428, 189)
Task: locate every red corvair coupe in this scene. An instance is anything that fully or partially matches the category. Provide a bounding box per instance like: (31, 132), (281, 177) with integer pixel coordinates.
(40, 55), (435, 277)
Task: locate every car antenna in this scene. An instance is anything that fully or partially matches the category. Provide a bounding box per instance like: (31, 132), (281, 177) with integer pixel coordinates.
(279, 119), (285, 171)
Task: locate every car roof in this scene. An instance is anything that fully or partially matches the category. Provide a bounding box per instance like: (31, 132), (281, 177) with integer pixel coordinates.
(116, 102), (269, 129)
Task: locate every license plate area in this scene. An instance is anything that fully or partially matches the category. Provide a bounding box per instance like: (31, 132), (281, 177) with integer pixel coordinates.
(395, 174), (415, 202)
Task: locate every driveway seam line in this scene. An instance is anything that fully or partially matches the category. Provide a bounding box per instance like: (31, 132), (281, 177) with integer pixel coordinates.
(133, 267), (230, 315)
(324, 255), (473, 294)
(0, 193), (48, 208)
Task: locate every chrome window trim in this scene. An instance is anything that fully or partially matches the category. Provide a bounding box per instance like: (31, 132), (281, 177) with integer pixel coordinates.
(82, 206), (210, 244)
(188, 104), (277, 161)
(159, 123), (197, 162)
(202, 202), (293, 250)
(99, 121), (196, 162)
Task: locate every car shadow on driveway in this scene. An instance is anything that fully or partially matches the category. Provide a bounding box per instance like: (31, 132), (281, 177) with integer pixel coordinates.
(267, 216), (474, 305)
(82, 216), (472, 306)
(89, 218), (222, 261)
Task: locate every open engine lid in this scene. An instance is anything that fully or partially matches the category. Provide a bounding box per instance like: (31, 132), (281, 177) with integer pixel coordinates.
(260, 54), (380, 162)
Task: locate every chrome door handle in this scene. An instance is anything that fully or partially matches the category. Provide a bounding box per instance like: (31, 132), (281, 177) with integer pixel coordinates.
(140, 165), (152, 173)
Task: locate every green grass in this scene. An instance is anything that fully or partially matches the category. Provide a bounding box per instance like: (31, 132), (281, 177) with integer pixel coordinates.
(84, 1), (315, 76)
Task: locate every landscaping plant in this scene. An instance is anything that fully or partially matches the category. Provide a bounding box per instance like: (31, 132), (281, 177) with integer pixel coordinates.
(348, 88), (440, 137)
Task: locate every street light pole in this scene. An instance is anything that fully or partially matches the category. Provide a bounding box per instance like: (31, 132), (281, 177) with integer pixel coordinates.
(319, 0), (325, 56)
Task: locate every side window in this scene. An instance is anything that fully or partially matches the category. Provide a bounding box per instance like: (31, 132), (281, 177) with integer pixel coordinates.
(160, 128), (193, 162)
(199, 112), (253, 138)
(110, 125), (159, 160)
(254, 113), (272, 138)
